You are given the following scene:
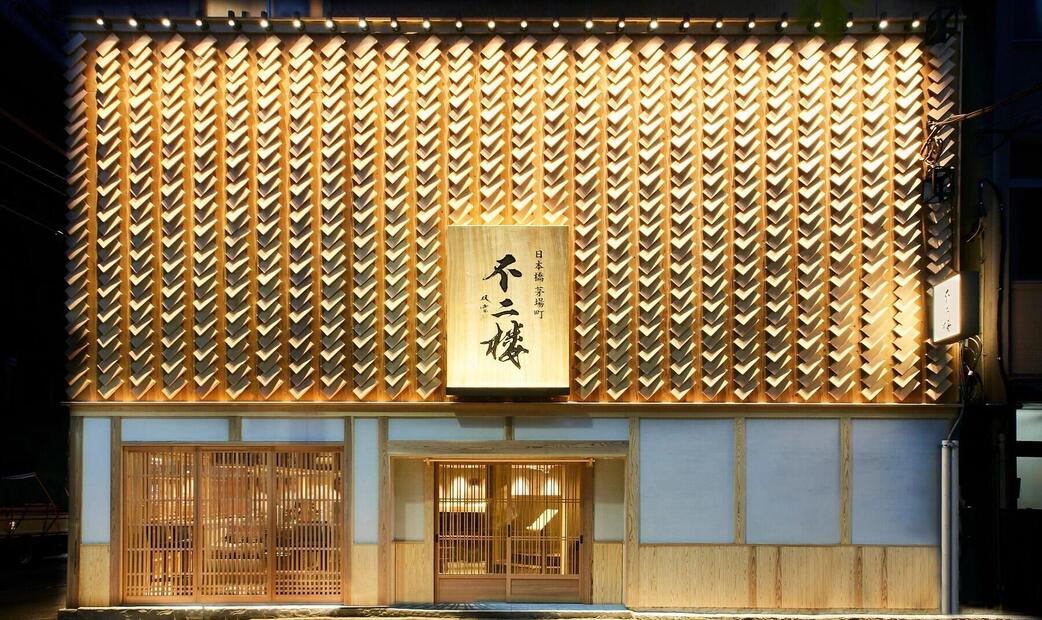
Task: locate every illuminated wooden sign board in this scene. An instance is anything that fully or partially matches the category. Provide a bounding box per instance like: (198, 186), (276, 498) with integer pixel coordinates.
(446, 225), (569, 396)
(930, 272), (979, 345)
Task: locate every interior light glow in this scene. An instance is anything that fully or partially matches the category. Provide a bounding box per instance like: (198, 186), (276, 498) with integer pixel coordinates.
(584, 18), (594, 31)
(527, 508), (559, 531)
(648, 17), (658, 30)
(421, 18), (431, 31)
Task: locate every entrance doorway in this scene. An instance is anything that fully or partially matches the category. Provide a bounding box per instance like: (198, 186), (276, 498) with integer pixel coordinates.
(434, 461), (590, 603)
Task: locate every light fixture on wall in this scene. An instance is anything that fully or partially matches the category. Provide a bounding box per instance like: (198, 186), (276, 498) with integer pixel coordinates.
(845, 13), (855, 30)
(160, 13), (173, 29)
(616, 16), (626, 31)
(356, 17), (367, 32)
(194, 11), (207, 30)
(226, 11), (239, 30)
(875, 12), (889, 30)
(390, 15), (400, 32)
(324, 16), (337, 31)
(809, 16), (822, 32)
(584, 18), (594, 31)
(487, 19), (496, 31)
(680, 15), (690, 31)
(712, 16), (723, 31)
(127, 14), (139, 29)
(259, 10), (271, 31)
(519, 19), (528, 31)
(552, 18), (560, 31)
(421, 17), (431, 31)
(744, 13), (755, 31)
(95, 10), (107, 28)
(909, 13), (922, 29)
(648, 17), (658, 31)
(292, 11), (303, 30)
(930, 272), (980, 345)
(455, 17), (464, 31)
(776, 13), (789, 31)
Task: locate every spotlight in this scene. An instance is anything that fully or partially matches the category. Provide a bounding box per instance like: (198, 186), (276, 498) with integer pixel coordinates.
(617, 17), (626, 31)
(809, 17), (822, 31)
(390, 16), (400, 32)
(227, 10), (238, 30)
(876, 12), (888, 30)
(259, 11), (270, 30)
(95, 11), (106, 27)
(712, 16), (723, 32)
(584, 18), (594, 31)
(648, 17), (658, 31)
(127, 15), (139, 29)
(519, 19), (528, 31)
(357, 17), (367, 31)
(487, 19), (495, 31)
(680, 15), (690, 31)
(777, 12), (788, 31)
(195, 13), (207, 30)
(421, 18), (431, 31)
(910, 13), (921, 29)
(551, 18), (560, 31)
(455, 18), (464, 31)
(745, 13), (755, 30)
(845, 13), (855, 30)
(160, 13), (173, 29)
(292, 11), (303, 30)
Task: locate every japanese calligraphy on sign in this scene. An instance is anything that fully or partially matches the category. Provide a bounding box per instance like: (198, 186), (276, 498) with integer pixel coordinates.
(446, 225), (569, 395)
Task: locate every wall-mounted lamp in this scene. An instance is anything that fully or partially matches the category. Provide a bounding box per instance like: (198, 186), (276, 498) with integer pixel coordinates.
(931, 272), (980, 345)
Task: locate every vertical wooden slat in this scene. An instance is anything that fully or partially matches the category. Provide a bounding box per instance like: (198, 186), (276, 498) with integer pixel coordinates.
(109, 418), (122, 603)
(67, 417), (83, 608)
(734, 417), (746, 544)
(623, 418), (639, 607)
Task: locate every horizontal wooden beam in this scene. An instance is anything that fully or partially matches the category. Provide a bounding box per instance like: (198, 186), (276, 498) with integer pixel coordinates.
(387, 440), (628, 458)
(67, 401), (959, 418)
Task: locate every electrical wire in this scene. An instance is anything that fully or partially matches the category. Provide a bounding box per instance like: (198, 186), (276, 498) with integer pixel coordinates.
(0, 202), (65, 237)
(0, 158), (65, 195)
(0, 143), (64, 181)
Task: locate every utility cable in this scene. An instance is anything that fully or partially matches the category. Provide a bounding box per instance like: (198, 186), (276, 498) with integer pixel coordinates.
(0, 158), (65, 195)
(0, 202), (65, 237)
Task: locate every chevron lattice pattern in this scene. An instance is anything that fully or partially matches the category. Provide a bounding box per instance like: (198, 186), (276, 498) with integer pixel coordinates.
(65, 32), (957, 404)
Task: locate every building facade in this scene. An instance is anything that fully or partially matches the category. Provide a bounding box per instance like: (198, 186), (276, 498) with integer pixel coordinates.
(64, 13), (961, 611)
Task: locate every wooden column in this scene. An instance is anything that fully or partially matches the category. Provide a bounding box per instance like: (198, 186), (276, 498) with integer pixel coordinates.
(378, 417), (391, 604)
(623, 417), (639, 607)
(67, 416), (83, 608)
(109, 417), (122, 603)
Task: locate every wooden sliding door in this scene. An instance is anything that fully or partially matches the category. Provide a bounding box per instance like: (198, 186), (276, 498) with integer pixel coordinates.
(435, 462), (589, 603)
(122, 446), (342, 604)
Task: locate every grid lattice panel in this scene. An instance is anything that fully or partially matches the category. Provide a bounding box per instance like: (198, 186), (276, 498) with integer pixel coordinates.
(122, 447), (342, 603)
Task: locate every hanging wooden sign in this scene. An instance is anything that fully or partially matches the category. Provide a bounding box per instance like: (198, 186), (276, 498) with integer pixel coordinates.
(446, 225), (570, 395)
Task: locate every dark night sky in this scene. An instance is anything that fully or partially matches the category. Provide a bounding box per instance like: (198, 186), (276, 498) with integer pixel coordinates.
(0, 0), (69, 505)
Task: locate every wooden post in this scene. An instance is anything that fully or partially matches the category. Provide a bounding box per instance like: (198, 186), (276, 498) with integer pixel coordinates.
(378, 417), (391, 604)
(623, 417), (639, 607)
(109, 417), (122, 604)
(67, 416), (83, 608)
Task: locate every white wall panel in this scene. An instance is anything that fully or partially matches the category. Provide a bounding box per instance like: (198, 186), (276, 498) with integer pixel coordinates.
(513, 417), (629, 441)
(394, 459), (425, 541)
(594, 458), (624, 541)
(639, 418), (734, 543)
(746, 418), (840, 544)
(241, 418), (344, 442)
(353, 418), (379, 543)
(387, 417), (504, 441)
(121, 417), (229, 442)
(81, 418), (111, 544)
(851, 418), (949, 544)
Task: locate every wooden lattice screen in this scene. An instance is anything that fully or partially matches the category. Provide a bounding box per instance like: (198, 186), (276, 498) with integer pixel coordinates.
(435, 462), (586, 602)
(123, 447), (343, 603)
(65, 31), (959, 405)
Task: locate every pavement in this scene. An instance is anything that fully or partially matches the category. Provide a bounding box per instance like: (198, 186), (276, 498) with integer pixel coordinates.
(0, 554), (66, 620)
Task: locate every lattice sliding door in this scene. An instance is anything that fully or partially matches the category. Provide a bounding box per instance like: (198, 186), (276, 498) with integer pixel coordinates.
(123, 449), (196, 602)
(123, 446), (343, 603)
